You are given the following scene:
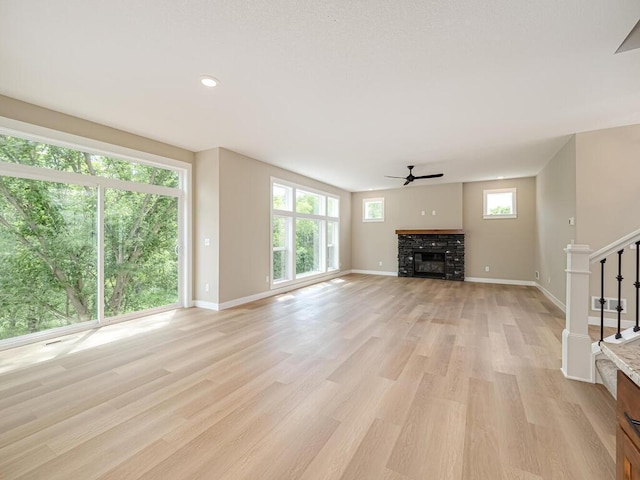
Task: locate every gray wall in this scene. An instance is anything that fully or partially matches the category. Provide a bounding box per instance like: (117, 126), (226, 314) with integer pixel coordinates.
(194, 149), (220, 304)
(576, 125), (640, 248)
(536, 137), (576, 306)
(351, 183), (463, 273)
(195, 147), (352, 305)
(463, 177), (537, 282)
(575, 125), (640, 321)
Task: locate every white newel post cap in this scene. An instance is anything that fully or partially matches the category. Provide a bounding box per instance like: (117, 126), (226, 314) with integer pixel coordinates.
(564, 244), (593, 272)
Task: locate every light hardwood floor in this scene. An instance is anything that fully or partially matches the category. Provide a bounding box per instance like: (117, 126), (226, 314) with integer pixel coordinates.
(0, 274), (616, 479)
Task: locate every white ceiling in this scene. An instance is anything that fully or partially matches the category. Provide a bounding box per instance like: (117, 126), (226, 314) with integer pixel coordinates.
(1, 1), (639, 192)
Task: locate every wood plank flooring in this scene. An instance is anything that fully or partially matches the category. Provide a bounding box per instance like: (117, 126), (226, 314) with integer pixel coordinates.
(0, 274), (616, 479)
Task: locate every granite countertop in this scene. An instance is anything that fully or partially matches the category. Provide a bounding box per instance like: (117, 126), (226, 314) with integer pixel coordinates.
(601, 342), (640, 387)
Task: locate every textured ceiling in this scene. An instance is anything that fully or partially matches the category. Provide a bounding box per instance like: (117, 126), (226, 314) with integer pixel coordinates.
(1, 0), (639, 191)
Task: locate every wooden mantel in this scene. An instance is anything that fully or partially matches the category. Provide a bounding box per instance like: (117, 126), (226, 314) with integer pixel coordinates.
(395, 229), (464, 235)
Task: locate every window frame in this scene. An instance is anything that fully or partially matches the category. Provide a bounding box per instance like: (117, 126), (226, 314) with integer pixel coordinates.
(362, 197), (385, 222)
(483, 187), (517, 219)
(271, 177), (340, 289)
(0, 122), (192, 349)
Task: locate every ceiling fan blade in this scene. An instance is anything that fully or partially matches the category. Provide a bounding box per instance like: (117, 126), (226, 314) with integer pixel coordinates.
(413, 173), (444, 179)
(385, 175), (406, 179)
(403, 179), (411, 186)
(616, 18), (640, 53)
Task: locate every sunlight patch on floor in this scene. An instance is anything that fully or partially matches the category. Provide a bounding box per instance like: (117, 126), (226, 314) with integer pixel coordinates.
(0, 310), (179, 373)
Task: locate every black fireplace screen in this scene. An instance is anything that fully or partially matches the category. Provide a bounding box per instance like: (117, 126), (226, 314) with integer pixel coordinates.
(413, 251), (446, 277)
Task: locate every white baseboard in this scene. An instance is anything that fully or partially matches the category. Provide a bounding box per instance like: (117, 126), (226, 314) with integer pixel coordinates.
(465, 277), (536, 286)
(561, 369), (596, 383)
(535, 283), (566, 313)
(194, 270), (353, 311)
(588, 316), (635, 329)
(351, 269), (397, 277)
(193, 300), (219, 311)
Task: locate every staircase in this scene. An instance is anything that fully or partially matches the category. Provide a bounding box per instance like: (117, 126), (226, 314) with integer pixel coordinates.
(595, 327), (640, 398)
(563, 227), (640, 386)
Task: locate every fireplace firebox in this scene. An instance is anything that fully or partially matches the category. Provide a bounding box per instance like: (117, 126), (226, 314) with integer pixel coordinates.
(413, 251), (446, 279)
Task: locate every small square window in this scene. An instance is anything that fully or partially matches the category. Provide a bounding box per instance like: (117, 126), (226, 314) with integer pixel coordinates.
(363, 198), (384, 222)
(483, 188), (516, 219)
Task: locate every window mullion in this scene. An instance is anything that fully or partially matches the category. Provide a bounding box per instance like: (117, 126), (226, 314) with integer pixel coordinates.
(97, 185), (105, 324)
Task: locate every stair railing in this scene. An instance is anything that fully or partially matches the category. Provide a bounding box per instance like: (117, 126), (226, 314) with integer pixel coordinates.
(599, 259), (605, 343)
(563, 226), (640, 382)
(635, 240), (640, 333)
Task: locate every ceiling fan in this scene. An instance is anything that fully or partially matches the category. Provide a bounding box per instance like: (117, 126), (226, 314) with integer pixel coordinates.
(616, 18), (640, 53)
(385, 165), (444, 186)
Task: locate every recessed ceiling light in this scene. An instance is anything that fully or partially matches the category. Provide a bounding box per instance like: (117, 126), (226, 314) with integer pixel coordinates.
(200, 76), (219, 87)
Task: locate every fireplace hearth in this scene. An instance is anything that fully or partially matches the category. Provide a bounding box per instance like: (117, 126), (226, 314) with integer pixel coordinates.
(396, 229), (464, 281)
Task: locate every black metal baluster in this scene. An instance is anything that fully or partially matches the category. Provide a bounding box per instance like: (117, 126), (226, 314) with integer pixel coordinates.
(600, 259), (606, 343)
(635, 241), (640, 332)
(616, 249), (624, 339)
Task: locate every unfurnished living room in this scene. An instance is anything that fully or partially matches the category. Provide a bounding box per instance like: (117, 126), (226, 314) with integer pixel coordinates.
(1, 2), (640, 479)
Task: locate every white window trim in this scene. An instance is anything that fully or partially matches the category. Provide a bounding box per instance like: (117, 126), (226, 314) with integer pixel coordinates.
(270, 177), (340, 290)
(483, 187), (517, 219)
(363, 197), (385, 222)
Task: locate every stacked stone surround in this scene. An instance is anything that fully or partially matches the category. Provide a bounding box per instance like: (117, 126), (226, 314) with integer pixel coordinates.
(396, 230), (465, 281)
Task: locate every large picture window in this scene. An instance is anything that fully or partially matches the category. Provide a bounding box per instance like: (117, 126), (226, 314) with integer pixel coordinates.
(271, 179), (339, 287)
(0, 133), (187, 344)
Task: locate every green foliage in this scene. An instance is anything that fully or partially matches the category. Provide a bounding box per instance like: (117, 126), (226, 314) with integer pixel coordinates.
(103, 190), (178, 317)
(296, 219), (320, 275)
(271, 216), (321, 279)
(296, 191), (320, 215)
(366, 201), (383, 219)
(294, 192), (322, 275)
(272, 217), (286, 281)
(0, 135), (179, 340)
(272, 185), (289, 210)
(489, 205), (512, 215)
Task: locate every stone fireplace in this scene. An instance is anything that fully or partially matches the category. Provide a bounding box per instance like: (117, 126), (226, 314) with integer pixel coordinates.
(396, 229), (465, 281)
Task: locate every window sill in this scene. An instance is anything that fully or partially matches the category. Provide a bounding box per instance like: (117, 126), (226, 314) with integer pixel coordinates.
(271, 270), (339, 290)
(483, 214), (517, 219)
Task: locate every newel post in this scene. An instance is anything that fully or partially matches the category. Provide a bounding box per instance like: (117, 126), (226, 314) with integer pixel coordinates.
(562, 244), (595, 382)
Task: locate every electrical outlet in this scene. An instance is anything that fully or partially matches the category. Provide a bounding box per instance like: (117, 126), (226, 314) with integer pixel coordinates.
(379, 261), (383, 266)
(535, 271), (540, 280)
(421, 210), (425, 216)
(204, 238), (210, 246)
(431, 210), (436, 216)
(485, 266), (490, 272)
(205, 283), (209, 292)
